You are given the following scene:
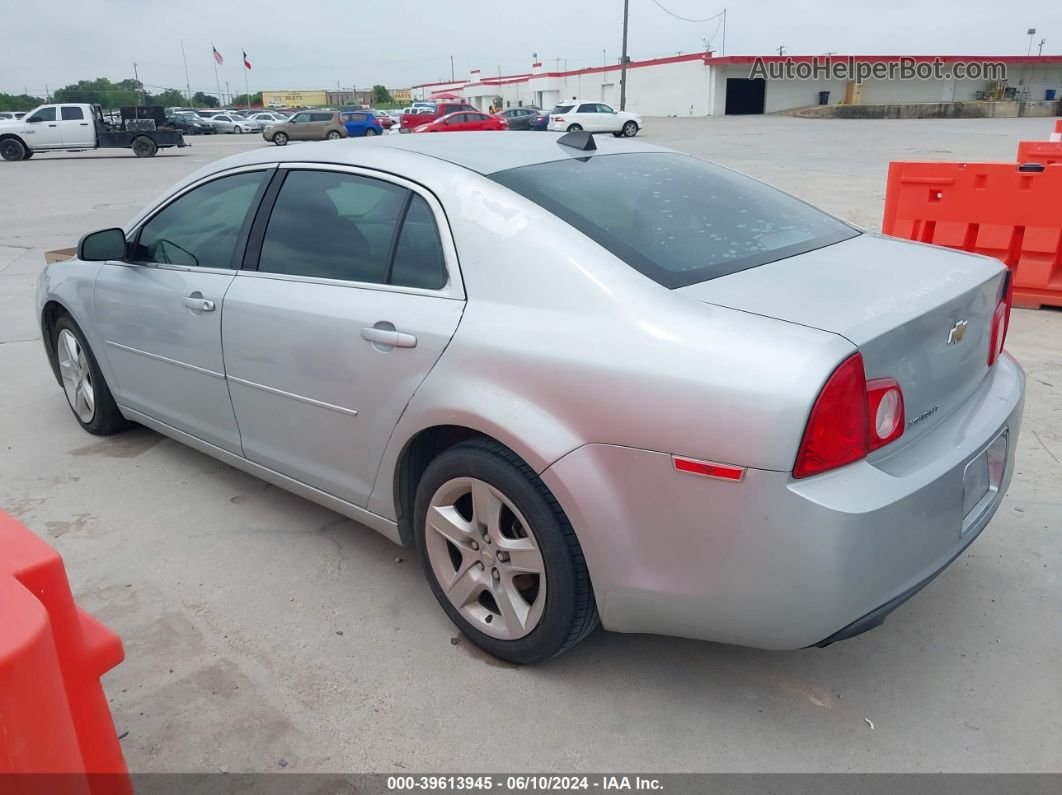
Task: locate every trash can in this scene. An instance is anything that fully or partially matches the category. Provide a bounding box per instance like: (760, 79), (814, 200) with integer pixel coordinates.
(1046, 89), (1057, 101)
(818, 91), (830, 106)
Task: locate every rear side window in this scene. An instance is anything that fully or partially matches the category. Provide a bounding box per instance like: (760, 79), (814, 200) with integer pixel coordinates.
(576, 104), (597, 113)
(491, 153), (858, 288)
(61, 107), (84, 120)
(390, 195), (447, 290)
(310, 112), (333, 122)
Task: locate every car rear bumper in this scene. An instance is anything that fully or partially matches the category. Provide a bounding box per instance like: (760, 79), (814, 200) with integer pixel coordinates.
(540, 354), (1025, 650)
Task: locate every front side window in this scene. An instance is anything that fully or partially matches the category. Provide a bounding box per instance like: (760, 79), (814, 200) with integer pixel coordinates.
(291, 113), (310, 123)
(28, 107), (56, 123)
(61, 107), (84, 120)
(133, 171), (268, 268)
(597, 104), (615, 113)
(491, 153), (858, 289)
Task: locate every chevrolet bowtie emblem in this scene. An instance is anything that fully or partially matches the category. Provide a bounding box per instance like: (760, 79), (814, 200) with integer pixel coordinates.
(947, 320), (969, 345)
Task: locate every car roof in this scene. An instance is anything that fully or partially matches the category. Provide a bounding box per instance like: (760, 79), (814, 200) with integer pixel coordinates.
(208, 130), (668, 176)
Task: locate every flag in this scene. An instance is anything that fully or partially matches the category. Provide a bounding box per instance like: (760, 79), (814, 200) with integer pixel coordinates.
(243, 51), (252, 70)
(213, 46), (224, 65)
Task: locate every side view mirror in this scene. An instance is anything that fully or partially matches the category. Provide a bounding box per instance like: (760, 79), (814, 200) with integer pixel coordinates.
(27, 116), (42, 123)
(78, 228), (127, 261)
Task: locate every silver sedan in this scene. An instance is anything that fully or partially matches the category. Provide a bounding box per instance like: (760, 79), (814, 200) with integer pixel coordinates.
(36, 133), (1024, 664)
(208, 113), (262, 134)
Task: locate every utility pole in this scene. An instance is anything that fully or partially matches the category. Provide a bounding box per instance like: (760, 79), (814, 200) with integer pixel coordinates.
(619, 0), (630, 110)
(1027, 28), (1037, 56)
(777, 45), (787, 56)
(132, 62), (142, 105)
(603, 48), (607, 69)
(450, 55), (455, 81)
(1037, 38), (1046, 56)
(226, 80), (231, 106)
(721, 8), (727, 55)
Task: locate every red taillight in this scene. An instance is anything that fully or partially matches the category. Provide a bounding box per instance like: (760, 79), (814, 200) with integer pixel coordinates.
(554, 116), (564, 122)
(794, 353), (907, 478)
(866, 379), (905, 451)
(793, 353), (869, 479)
(672, 456), (746, 482)
(987, 276), (1012, 367)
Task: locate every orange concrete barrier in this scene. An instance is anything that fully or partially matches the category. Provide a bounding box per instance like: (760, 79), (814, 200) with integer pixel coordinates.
(1017, 140), (1062, 166)
(0, 512), (131, 795)
(882, 161), (1062, 309)
(1051, 119), (1062, 142)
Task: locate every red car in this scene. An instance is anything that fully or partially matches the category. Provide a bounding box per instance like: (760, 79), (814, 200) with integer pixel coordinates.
(412, 111), (508, 133)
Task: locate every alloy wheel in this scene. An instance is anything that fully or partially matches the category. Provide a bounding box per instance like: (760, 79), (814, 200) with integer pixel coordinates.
(424, 477), (547, 640)
(57, 329), (95, 422)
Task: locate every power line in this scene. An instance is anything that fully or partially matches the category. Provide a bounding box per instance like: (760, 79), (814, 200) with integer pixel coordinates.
(648, 0), (725, 24)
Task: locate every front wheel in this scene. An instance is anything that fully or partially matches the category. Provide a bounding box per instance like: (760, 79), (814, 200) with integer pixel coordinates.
(622, 121), (639, 137)
(566, 123), (583, 132)
(326, 130), (342, 140)
(52, 316), (130, 435)
(1, 138), (27, 161)
(233, 126), (242, 134)
(272, 132), (288, 146)
(22, 149), (34, 159)
(415, 439), (599, 664)
(131, 136), (157, 158)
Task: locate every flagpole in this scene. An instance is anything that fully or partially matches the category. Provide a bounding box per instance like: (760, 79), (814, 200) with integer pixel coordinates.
(212, 43), (222, 106)
(244, 53), (250, 111)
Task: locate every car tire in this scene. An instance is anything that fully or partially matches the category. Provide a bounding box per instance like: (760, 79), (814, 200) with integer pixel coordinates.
(365, 128), (378, 136)
(327, 130), (342, 140)
(566, 123), (583, 132)
(622, 121), (639, 137)
(131, 136), (158, 158)
(52, 315), (131, 436)
(612, 132), (623, 138)
(273, 132), (288, 146)
(22, 149), (34, 159)
(414, 438), (599, 665)
(1, 138), (27, 161)
(233, 126), (242, 134)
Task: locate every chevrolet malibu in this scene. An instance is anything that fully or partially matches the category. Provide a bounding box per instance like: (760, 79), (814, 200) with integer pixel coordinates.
(36, 132), (1024, 664)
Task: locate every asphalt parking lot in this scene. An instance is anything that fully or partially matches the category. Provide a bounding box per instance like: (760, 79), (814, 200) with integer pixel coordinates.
(1, 117), (1060, 773)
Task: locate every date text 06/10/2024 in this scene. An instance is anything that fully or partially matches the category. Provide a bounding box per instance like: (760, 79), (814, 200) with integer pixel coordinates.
(386, 776), (664, 791)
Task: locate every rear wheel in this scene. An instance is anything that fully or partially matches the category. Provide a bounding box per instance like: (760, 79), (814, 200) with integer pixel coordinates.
(131, 136), (157, 158)
(365, 128), (378, 136)
(273, 132), (288, 146)
(1, 138), (26, 161)
(52, 316), (130, 435)
(622, 121), (639, 137)
(566, 123), (583, 132)
(326, 130), (342, 140)
(415, 439), (599, 664)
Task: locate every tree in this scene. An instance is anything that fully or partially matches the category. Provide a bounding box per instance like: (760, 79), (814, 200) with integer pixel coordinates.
(230, 92), (262, 107)
(192, 91), (219, 108)
(53, 77), (140, 109)
(371, 85), (392, 105)
(147, 89), (187, 107)
(0, 92), (45, 112)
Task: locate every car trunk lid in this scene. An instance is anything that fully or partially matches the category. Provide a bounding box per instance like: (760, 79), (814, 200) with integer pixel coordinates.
(678, 233), (1007, 447)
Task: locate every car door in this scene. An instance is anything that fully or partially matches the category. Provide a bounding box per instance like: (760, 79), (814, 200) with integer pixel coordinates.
(57, 106), (94, 147)
(285, 112), (310, 140)
(575, 103), (600, 131)
(92, 167), (273, 453)
(596, 103), (620, 131)
(22, 106), (63, 148)
(222, 165), (465, 506)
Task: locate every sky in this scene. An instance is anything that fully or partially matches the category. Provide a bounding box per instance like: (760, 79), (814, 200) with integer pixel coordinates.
(2, 0), (1060, 98)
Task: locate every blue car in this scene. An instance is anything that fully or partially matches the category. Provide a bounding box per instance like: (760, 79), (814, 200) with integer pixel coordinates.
(529, 110), (550, 130)
(342, 111), (384, 137)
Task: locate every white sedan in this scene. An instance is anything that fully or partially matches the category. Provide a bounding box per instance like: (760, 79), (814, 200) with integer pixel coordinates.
(548, 100), (641, 137)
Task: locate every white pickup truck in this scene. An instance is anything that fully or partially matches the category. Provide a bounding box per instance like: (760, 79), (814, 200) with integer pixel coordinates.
(0, 103), (187, 161)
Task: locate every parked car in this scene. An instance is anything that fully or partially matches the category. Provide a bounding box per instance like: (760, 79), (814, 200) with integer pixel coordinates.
(262, 110), (347, 145)
(247, 111), (286, 127)
(548, 101), (641, 137)
(400, 101), (475, 132)
(38, 133), (1024, 664)
(196, 110), (223, 119)
(496, 106), (541, 131)
(208, 113), (261, 134)
(412, 111), (507, 133)
(342, 111), (385, 137)
(371, 110), (395, 129)
(0, 111), (26, 120)
(166, 111), (216, 135)
(529, 111), (550, 131)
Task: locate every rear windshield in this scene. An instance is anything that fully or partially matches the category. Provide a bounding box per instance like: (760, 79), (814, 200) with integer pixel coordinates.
(490, 153), (858, 288)
(552, 104), (575, 114)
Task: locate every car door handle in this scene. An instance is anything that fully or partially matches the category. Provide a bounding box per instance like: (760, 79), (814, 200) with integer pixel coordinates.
(48, 123), (57, 127)
(361, 326), (417, 348)
(183, 296), (215, 312)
